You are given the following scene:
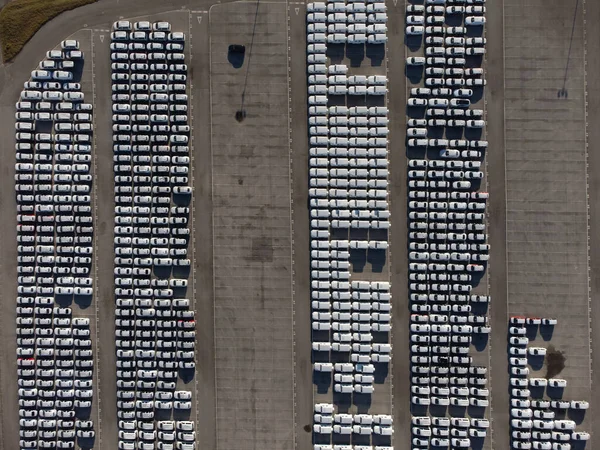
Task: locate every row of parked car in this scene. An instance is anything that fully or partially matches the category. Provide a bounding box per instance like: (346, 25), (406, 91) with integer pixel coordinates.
(405, 1), (491, 447)
(307, 4), (388, 46)
(15, 41), (97, 449)
(313, 404), (394, 447)
(306, 3), (394, 445)
(110, 21), (196, 450)
(507, 318), (590, 449)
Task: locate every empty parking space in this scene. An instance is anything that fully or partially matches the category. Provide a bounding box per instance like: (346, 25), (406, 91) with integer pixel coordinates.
(503, 0), (591, 425)
(209, 3), (295, 449)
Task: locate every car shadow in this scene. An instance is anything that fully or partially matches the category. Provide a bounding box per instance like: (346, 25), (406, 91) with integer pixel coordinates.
(366, 248), (386, 273)
(178, 368), (195, 383)
(546, 385), (565, 400)
(568, 408), (587, 424)
(227, 51), (244, 68)
(366, 43), (385, 66)
(313, 371), (331, 394)
(74, 294), (92, 309)
(346, 43), (365, 67)
(173, 409), (192, 421)
(74, 406), (91, 420)
(373, 361), (389, 383)
(326, 43), (346, 63)
(349, 249), (367, 272)
(472, 333), (489, 351)
(540, 324), (555, 341)
(77, 436), (96, 450)
(406, 65), (424, 84)
(353, 392), (373, 413)
(527, 354), (545, 371)
(529, 385), (545, 399)
(405, 34), (423, 52)
(55, 294), (73, 307)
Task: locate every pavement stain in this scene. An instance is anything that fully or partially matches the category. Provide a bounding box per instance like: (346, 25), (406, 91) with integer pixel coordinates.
(545, 344), (567, 379)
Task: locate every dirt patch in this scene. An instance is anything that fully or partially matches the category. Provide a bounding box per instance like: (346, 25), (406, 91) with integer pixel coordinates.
(545, 345), (566, 379)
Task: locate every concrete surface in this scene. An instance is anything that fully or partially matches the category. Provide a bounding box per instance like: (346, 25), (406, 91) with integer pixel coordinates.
(288, 2), (313, 449)
(503, 0), (591, 435)
(585, 0), (600, 441)
(0, 0), (597, 449)
(209, 2), (295, 449)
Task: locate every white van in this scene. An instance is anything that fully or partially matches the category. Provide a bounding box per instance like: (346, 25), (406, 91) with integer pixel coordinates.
(368, 75), (387, 85)
(307, 53), (327, 64)
(21, 90), (42, 101)
(307, 12), (327, 22)
(307, 2), (326, 12)
(43, 91), (63, 102)
(348, 13), (367, 23)
(367, 34), (387, 44)
(328, 13), (347, 22)
(329, 106), (348, 115)
(307, 43), (327, 53)
(327, 33), (346, 44)
(347, 34), (367, 44)
(367, 23), (387, 33)
(309, 106), (328, 115)
(329, 85), (347, 95)
(368, 13), (388, 23)
(307, 23), (327, 34)
(53, 70), (73, 81)
(329, 64), (348, 74)
(347, 23), (367, 33)
(308, 95), (328, 105)
(349, 107), (369, 116)
(367, 86), (387, 95)
(308, 64), (327, 74)
(369, 106), (388, 116)
(31, 70), (51, 80)
(348, 85), (367, 95)
(309, 74), (327, 85)
(307, 33), (327, 43)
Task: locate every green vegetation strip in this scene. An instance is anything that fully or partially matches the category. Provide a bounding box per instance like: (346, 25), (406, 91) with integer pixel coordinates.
(0, 0), (97, 62)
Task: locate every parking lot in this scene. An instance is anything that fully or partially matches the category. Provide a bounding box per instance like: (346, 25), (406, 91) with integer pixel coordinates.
(305, 2), (395, 448)
(1, 0), (600, 449)
(109, 17), (199, 450)
(11, 31), (102, 449)
(403, 1), (494, 449)
(209, 3), (296, 450)
(500, 0), (592, 446)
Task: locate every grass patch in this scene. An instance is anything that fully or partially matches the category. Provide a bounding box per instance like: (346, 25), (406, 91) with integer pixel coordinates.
(0, 0), (97, 62)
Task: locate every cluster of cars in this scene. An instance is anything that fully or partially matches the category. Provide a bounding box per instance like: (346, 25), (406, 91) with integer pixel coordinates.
(508, 317), (590, 449)
(15, 40), (97, 449)
(312, 404), (393, 449)
(404, 0), (492, 446)
(306, 2), (393, 444)
(308, 68), (388, 104)
(405, 0), (486, 40)
(313, 403), (394, 438)
(307, 0), (388, 46)
(411, 416), (489, 448)
(117, 421), (196, 450)
(110, 20), (196, 450)
(312, 280), (392, 377)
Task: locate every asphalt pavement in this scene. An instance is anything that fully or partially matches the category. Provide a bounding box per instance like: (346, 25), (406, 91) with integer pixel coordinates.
(1, 1), (600, 450)
(485, 0), (510, 448)
(387, 1), (410, 449)
(288, 3), (313, 450)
